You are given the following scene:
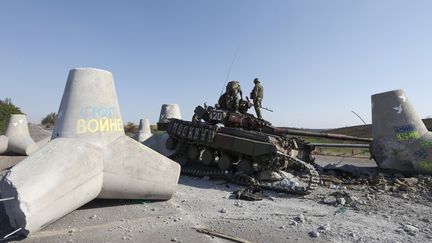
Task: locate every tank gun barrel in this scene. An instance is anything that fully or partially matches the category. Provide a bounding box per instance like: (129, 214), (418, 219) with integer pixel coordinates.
(275, 128), (373, 143)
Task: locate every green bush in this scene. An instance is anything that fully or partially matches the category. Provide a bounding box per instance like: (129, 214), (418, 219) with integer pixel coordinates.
(41, 112), (56, 128)
(124, 122), (138, 136)
(0, 98), (23, 134)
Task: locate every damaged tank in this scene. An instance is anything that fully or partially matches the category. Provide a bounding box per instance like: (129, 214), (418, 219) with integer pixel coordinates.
(163, 98), (320, 194)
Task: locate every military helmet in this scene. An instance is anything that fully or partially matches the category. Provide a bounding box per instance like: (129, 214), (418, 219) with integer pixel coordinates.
(226, 81), (240, 93)
(254, 78), (260, 84)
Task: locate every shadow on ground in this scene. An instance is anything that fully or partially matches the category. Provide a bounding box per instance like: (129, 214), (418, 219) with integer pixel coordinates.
(0, 203), (25, 242)
(178, 175), (303, 201)
(79, 199), (163, 210)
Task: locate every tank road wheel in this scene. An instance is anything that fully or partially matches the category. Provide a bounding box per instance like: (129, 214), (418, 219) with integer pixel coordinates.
(187, 145), (200, 161)
(165, 137), (178, 150)
(202, 149), (215, 166)
(218, 153), (234, 170)
(174, 142), (188, 166)
(237, 159), (254, 175)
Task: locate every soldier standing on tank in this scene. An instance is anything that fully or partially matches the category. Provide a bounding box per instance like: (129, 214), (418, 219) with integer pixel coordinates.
(250, 78), (264, 119)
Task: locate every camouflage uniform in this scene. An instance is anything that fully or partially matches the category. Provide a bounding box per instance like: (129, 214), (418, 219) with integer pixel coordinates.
(218, 81), (242, 111)
(250, 78), (264, 119)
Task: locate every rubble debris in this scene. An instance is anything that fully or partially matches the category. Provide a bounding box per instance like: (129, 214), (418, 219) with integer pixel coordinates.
(234, 201), (243, 207)
(134, 119), (152, 143)
(402, 224), (419, 236)
(309, 231), (320, 238)
(257, 170), (282, 181)
(294, 214), (306, 224)
(233, 186), (264, 201)
(336, 197), (346, 206)
(318, 224), (331, 232)
(335, 207), (348, 215)
(322, 196), (337, 205)
(319, 164), (432, 204)
(323, 164), (377, 178)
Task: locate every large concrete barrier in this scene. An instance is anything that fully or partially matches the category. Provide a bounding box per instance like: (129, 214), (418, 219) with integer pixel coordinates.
(144, 104), (182, 157)
(0, 138), (104, 235)
(159, 104), (181, 124)
(371, 89), (432, 174)
(134, 118), (152, 143)
(0, 115), (39, 156)
(0, 68), (180, 237)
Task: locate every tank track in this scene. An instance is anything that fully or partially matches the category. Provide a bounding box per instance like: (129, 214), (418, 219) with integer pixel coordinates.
(170, 149), (320, 195)
(262, 155), (320, 195)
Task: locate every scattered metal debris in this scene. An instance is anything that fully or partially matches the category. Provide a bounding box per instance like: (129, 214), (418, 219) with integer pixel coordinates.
(194, 228), (255, 243)
(3, 228), (22, 240)
(233, 186), (264, 201)
(0, 197), (14, 202)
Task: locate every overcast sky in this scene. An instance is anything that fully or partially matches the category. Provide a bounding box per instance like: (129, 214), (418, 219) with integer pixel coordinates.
(1, 0), (431, 128)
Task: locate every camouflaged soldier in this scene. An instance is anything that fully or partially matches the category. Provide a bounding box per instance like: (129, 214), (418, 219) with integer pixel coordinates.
(250, 78), (264, 119)
(218, 81), (242, 111)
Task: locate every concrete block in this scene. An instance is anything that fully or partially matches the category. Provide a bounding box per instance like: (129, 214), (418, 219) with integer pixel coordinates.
(134, 119), (152, 143)
(159, 104), (181, 123)
(0, 68), (180, 236)
(52, 68), (124, 146)
(371, 89), (432, 174)
(0, 138), (104, 235)
(99, 136), (180, 200)
(4, 115), (38, 155)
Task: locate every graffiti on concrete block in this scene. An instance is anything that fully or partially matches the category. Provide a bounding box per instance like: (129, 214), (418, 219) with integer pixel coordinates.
(76, 106), (124, 134)
(414, 149), (428, 160)
(420, 140), (432, 148)
(393, 124), (420, 141)
(418, 161), (432, 173)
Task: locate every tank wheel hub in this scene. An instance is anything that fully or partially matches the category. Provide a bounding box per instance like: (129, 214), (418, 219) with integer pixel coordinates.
(166, 137), (177, 150)
(187, 145), (200, 161)
(201, 149), (215, 166)
(218, 153), (234, 170)
(237, 159), (254, 175)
